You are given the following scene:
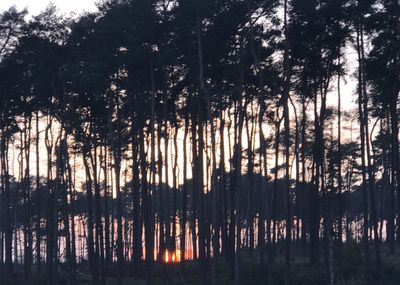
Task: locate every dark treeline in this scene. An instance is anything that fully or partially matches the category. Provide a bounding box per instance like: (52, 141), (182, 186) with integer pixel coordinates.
(0, 0), (399, 284)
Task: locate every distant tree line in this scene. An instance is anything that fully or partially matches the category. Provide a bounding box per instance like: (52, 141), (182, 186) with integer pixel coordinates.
(0, 0), (399, 285)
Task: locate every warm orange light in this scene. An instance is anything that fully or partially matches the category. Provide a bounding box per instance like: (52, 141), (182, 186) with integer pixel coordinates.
(164, 249), (181, 263)
(165, 249), (170, 263)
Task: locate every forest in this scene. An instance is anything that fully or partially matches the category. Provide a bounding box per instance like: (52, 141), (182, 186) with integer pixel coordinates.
(0, 0), (399, 284)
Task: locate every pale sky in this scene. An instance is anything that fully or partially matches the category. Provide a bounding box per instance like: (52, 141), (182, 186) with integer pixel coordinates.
(0, 0), (98, 16)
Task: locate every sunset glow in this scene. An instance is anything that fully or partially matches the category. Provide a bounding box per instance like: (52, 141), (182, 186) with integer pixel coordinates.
(0, 1), (398, 285)
(164, 249), (181, 263)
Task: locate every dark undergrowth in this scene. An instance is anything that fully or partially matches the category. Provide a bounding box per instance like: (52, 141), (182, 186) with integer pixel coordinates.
(5, 244), (400, 285)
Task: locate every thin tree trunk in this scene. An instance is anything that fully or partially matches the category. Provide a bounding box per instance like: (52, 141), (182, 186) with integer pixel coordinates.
(181, 118), (189, 271)
(356, 23), (370, 264)
(337, 56), (343, 268)
(283, 1), (292, 282)
(35, 111), (41, 275)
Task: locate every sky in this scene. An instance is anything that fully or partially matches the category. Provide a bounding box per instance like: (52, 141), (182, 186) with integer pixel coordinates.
(0, 0), (98, 16)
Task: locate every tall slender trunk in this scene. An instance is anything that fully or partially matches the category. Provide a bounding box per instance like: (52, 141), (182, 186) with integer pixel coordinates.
(394, 3), (400, 245)
(356, 23), (370, 263)
(22, 116), (32, 277)
(289, 97), (300, 247)
(283, 1), (292, 282)
(164, 121), (171, 252)
(58, 137), (72, 285)
(360, 28), (381, 267)
(35, 111), (41, 274)
(82, 146), (98, 284)
(65, 141), (77, 285)
(180, 119), (189, 271)
(219, 111), (228, 261)
(245, 108), (256, 257)
(300, 98), (308, 252)
(145, 58), (157, 285)
(310, 90), (321, 266)
(250, 33), (267, 268)
(337, 57), (343, 267)
(100, 144), (111, 267)
(45, 118), (56, 285)
(1, 118), (13, 282)
(114, 156), (124, 285)
(109, 86), (124, 285)
(157, 123), (165, 260)
(172, 125), (179, 254)
(195, 5), (207, 283)
(131, 129), (142, 270)
(271, 110), (282, 261)
(92, 144), (106, 284)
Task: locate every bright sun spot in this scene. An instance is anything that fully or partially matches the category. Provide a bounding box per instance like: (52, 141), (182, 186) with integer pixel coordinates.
(164, 249), (181, 263)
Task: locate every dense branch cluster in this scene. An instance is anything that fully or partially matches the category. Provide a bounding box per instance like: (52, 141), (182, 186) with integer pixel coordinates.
(0, 0), (399, 285)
